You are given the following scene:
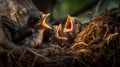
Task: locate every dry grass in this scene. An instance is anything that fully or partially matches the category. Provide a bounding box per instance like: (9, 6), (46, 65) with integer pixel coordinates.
(68, 7), (120, 67)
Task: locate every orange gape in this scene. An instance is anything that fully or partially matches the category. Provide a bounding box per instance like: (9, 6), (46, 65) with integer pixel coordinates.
(55, 23), (67, 41)
(63, 15), (81, 44)
(48, 23), (67, 47)
(37, 13), (51, 29)
(63, 15), (74, 35)
(49, 15), (81, 47)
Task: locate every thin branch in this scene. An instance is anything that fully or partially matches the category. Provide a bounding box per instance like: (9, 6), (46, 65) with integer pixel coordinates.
(25, 47), (49, 61)
(93, 0), (103, 19)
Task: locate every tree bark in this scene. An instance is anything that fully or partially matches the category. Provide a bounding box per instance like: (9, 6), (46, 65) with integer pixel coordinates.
(0, 0), (42, 54)
(0, 0), (43, 24)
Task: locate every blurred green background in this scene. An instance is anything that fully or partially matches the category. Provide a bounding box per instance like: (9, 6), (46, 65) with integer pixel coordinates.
(32, 0), (120, 23)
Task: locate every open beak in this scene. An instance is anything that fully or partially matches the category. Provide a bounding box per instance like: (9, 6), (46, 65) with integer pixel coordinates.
(63, 15), (74, 34)
(37, 13), (51, 29)
(56, 23), (68, 40)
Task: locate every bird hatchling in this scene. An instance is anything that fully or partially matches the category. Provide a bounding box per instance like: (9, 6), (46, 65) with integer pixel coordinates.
(49, 23), (68, 47)
(63, 15), (82, 44)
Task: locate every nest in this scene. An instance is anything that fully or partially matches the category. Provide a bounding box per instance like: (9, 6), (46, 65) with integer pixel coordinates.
(0, 7), (120, 67)
(69, 7), (120, 67)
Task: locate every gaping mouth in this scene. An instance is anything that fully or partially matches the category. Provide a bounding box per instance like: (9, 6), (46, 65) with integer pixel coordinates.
(63, 15), (73, 33)
(37, 13), (51, 29)
(56, 23), (68, 40)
